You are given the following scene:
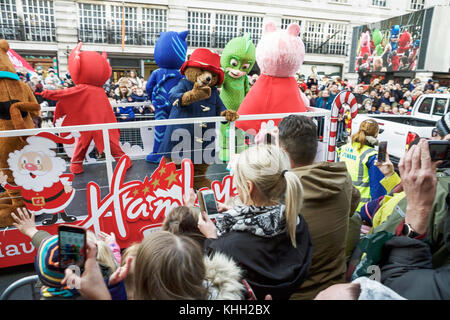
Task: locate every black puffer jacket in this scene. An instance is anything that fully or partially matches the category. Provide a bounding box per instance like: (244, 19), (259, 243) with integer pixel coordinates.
(380, 212), (450, 300)
(204, 213), (313, 300)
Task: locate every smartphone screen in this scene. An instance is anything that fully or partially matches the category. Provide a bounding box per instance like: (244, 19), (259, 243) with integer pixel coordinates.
(378, 141), (388, 162)
(202, 192), (219, 216)
(429, 140), (450, 161)
(58, 226), (86, 270)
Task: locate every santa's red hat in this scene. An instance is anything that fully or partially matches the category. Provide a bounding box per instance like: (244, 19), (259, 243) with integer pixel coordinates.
(180, 48), (224, 85)
(26, 132), (76, 151)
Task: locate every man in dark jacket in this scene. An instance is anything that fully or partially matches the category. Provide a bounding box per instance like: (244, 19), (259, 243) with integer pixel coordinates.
(379, 139), (450, 300)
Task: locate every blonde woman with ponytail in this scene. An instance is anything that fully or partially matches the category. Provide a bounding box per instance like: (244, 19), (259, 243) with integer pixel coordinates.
(338, 119), (387, 215)
(198, 144), (313, 300)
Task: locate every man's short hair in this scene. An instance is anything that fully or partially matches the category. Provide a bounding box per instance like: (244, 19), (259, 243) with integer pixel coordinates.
(278, 115), (318, 166)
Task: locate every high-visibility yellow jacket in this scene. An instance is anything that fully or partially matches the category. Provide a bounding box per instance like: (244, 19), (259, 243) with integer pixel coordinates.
(338, 142), (377, 211)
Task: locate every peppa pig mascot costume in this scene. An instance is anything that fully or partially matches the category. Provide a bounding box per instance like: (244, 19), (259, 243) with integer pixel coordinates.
(235, 22), (307, 133)
(358, 31), (371, 58)
(41, 42), (129, 174)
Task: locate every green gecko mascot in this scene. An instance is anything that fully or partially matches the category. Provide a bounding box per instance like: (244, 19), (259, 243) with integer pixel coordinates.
(219, 34), (256, 162)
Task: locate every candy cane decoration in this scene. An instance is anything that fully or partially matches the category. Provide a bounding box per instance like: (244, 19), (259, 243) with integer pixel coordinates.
(327, 91), (358, 162)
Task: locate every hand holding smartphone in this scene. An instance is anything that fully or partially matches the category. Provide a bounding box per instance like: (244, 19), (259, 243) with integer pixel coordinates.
(428, 140), (450, 161)
(58, 225), (87, 270)
(197, 190), (219, 218)
(377, 141), (388, 163)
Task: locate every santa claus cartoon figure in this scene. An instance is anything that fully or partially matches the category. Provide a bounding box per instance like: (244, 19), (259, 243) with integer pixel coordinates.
(0, 132), (77, 225)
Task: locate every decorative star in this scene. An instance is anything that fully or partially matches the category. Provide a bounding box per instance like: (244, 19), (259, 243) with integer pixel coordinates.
(142, 186), (150, 194)
(159, 166), (166, 176)
(165, 171), (178, 188)
(132, 189), (139, 197)
(151, 178), (160, 189)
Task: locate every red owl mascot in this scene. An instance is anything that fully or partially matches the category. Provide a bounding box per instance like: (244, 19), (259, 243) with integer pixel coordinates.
(40, 42), (129, 174)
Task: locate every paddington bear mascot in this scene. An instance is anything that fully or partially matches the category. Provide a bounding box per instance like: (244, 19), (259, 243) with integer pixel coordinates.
(0, 39), (41, 227)
(158, 48), (239, 190)
(236, 22), (307, 134)
(40, 42), (130, 174)
(218, 34), (256, 162)
(145, 31), (189, 163)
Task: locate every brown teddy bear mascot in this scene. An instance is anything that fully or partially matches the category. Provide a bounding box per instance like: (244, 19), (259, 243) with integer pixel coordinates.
(158, 48), (239, 190)
(0, 39), (41, 227)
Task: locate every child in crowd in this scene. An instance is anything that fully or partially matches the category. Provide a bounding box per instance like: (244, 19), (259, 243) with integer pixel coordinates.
(10, 207), (124, 299)
(162, 205), (205, 247)
(120, 243), (140, 300)
(162, 200), (247, 300)
(131, 87), (153, 115)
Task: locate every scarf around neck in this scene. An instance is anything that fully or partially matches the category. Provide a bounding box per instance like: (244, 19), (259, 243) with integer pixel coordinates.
(215, 204), (298, 238)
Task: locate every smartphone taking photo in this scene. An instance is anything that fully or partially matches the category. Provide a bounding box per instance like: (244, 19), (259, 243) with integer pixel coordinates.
(428, 140), (450, 161)
(377, 141), (388, 163)
(197, 190), (219, 218)
(58, 225), (86, 270)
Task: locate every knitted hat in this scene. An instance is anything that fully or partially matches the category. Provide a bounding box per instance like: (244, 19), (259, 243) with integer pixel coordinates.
(34, 235), (65, 287)
(435, 113), (450, 137)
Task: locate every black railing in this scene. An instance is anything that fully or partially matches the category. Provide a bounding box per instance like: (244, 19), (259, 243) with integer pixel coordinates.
(78, 27), (162, 46)
(1, 22), (348, 56)
(0, 23), (56, 42)
(304, 41), (349, 56)
(186, 31), (259, 49)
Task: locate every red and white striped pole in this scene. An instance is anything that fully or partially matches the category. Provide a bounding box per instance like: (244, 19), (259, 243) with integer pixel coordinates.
(327, 90), (358, 162)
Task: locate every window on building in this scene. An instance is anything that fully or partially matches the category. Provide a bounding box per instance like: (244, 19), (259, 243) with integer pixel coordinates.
(78, 3), (107, 43)
(303, 21), (325, 54)
(0, 0), (20, 40)
(110, 5), (138, 45)
(22, 0), (55, 42)
(142, 8), (167, 46)
(241, 15), (263, 45)
(371, 0), (387, 7)
(281, 18), (302, 35)
(213, 13), (238, 49)
(327, 23), (348, 55)
(410, 0), (425, 10)
(187, 11), (212, 47)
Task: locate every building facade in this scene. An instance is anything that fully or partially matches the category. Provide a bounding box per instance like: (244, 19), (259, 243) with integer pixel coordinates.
(1, 0), (448, 82)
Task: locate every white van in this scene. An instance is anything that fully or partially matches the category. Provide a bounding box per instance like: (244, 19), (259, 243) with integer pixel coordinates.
(411, 94), (450, 122)
(351, 94), (450, 164)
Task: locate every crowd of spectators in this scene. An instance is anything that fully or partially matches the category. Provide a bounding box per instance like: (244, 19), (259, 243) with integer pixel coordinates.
(5, 63), (450, 302)
(19, 68), (153, 122)
(295, 72), (448, 115)
(19, 65), (449, 123)
(9, 113), (450, 301)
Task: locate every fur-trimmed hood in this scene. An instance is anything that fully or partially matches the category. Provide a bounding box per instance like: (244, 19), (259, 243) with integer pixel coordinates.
(204, 252), (245, 300)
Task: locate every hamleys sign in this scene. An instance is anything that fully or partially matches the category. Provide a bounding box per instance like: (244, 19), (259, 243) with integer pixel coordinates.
(1, 155), (238, 267)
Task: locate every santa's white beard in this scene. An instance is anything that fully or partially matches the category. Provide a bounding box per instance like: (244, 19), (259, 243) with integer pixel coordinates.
(9, 156), (67, 192)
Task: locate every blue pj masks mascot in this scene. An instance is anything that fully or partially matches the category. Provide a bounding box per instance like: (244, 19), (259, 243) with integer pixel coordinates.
(389, 25), (400, 52)
(145, 30), (189, 163)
